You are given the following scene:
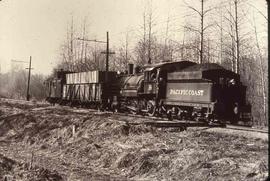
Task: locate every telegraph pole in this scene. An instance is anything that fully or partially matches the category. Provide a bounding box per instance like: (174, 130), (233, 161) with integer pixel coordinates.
(267, 0), (269, 131)
(200, 0), (204, 64)
(11, 58), (33, 101)
(101, 32), (115, 82)
(26, 56), (33, 101)
(101, 32), (115, 71)
(267, 0), (269, 66)
(106, 32), (109, 71)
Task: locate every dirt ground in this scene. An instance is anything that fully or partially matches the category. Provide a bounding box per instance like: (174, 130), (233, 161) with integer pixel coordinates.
(0, 98), (268, 181)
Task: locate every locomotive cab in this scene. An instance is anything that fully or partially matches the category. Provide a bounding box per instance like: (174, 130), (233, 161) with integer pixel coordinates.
(143, 61), (196, 97)
(143, 69), (158, 95)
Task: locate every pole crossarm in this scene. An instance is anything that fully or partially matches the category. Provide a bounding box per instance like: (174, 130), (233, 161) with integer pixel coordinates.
(77, 32), (113, 73)
(101, 51), (115, 54)
(77, 38), (106, 44)
(11, 60), (28, 63)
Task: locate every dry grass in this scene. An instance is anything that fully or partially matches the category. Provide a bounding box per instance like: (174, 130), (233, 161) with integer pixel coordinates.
(0, 99), (268, 180)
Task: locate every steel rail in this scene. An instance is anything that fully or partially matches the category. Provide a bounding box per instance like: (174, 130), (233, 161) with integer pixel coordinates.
(29, 104), (268, 134)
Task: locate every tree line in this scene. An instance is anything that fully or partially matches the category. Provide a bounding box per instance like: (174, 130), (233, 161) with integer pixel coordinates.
(0, 66), (46, 101)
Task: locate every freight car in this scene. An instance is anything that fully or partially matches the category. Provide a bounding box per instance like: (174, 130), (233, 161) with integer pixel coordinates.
(45, 70), (70, 104)
(45, 60), (251, 123)
(45, 70), (119, 109)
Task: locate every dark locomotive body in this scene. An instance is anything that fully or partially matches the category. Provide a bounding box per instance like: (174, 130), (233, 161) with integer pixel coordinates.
(45, 61), (251, 123)
(161, 63), (250, 122)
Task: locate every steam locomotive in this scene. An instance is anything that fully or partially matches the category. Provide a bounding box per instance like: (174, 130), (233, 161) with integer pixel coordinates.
(45, 60), (251, 123)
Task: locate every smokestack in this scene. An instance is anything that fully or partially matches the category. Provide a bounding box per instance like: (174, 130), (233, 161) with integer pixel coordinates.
(128, 63), (134, 75)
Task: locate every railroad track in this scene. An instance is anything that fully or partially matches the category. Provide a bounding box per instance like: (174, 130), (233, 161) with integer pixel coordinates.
(97, 111), (223, 129)
(32, 105), (268, 134)
(224, 125), (268, 134)
(102, 111), (268, 134)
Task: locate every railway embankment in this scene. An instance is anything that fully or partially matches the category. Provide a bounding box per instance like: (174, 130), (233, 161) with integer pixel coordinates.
(0, 98), (268, 180)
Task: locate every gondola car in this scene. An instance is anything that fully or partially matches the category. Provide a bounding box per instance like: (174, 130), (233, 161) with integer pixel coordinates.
(62, 70), (118, 109)
(45, 69), (119, 109)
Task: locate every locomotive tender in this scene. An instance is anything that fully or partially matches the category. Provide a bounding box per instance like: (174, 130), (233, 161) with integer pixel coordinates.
(45, 60), (251, 123)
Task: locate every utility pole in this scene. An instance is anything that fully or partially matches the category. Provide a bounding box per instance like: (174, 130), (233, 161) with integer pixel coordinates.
(94, 36), (97, 68)
(11, 58), (33, 101)
(200, 0), (204, 64)
(26, 56), (33, 101)
(148, 11), (152, 64)
(234, 0), (240, 74)
(267, 0), (269, 72)
(77, 31), (114, 71)
(106, 32), (109, 71)
(101, 32), (115, 71)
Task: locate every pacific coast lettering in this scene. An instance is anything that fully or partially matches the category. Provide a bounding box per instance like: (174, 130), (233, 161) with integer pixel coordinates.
(169, 89), (204, 96)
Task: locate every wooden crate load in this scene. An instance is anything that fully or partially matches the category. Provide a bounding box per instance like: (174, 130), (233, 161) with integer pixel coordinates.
(66, 71), (117, 84)
(66, 71), (100, 84)
(62, 84), (101, 102)
(64, 70), (117, 102)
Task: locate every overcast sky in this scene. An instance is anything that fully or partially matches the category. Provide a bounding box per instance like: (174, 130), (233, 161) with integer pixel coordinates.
(0, 0), (267, 75)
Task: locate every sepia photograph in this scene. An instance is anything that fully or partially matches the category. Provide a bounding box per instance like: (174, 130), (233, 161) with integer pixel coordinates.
(0, 0), (268, 180)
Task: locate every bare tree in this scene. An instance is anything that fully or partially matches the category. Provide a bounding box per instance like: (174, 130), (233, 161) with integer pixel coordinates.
(0, 69), (46, 100)
(58, 16), (76, 71)
(114, 31), (132, 72)
(134, 0), (157, 65)
(252, 12), (268, 125)
(57, 16), (109, 72)
(184, 0), (214, 63)
(221, 0), (250, 73)
(161, 14), (173, 61)
(68, 16), (75, 71)
(234, 0), (240, 73)
(124, 31), (129, 70)
(147, 1), (153, 64)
